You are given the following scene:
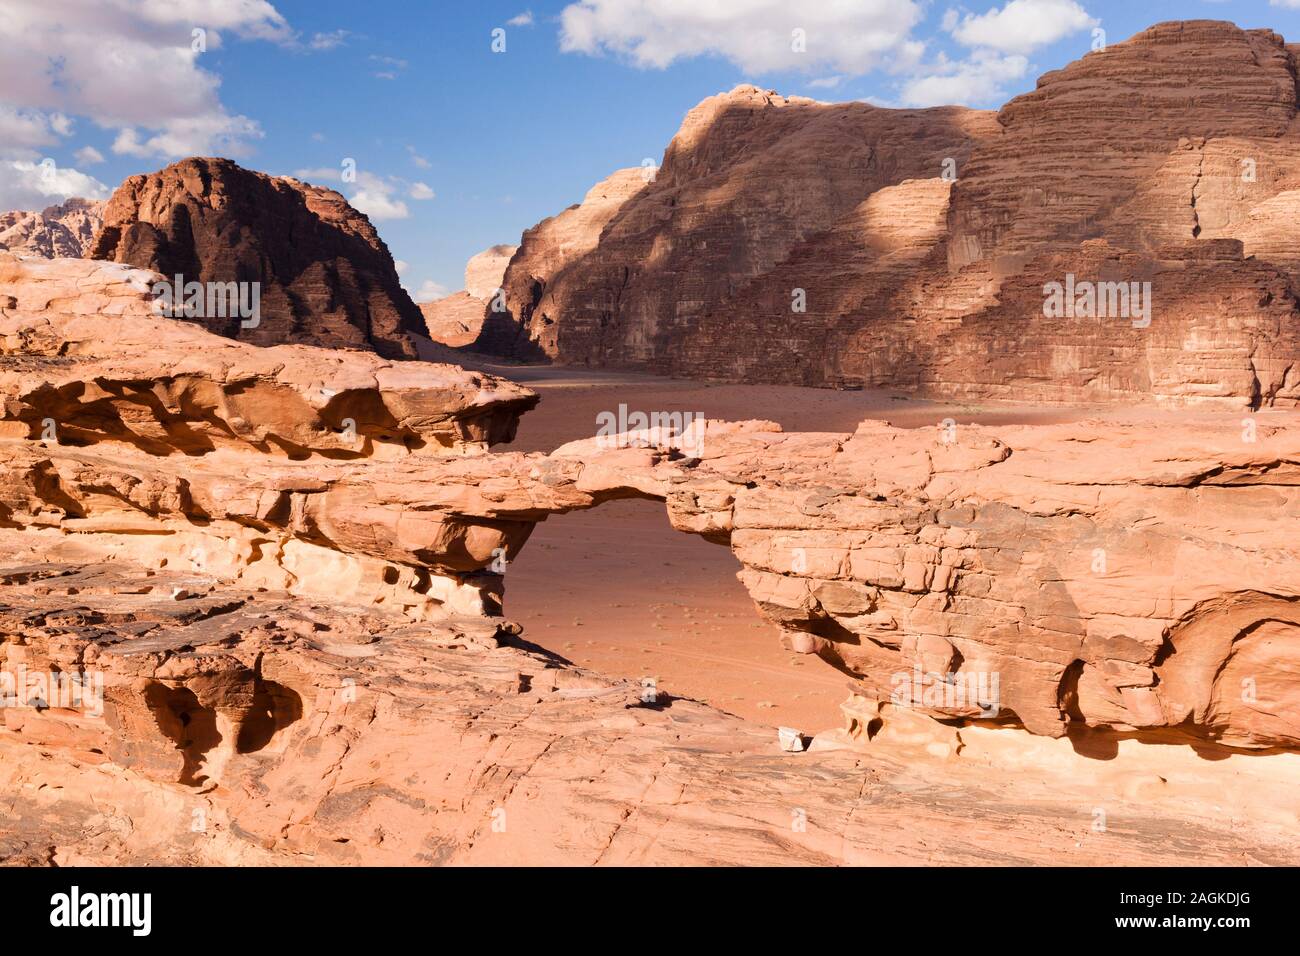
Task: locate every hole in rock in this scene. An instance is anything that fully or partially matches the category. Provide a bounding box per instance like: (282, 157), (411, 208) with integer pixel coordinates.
(236, 680), (304, 754)
(143, 682), (221, 787)
(483, 369), (1181, 735)
(500, 497), (849, 730)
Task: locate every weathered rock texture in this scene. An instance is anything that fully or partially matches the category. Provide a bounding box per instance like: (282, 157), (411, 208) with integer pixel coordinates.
(0, 199), (103, 259)
(474, 167), (653, 357)
(4, 545), (1297, 867)
(2, 250), (1298, 864)
(481, 22), (1300, 409)
(0, 253), (535, 458)
(89, 158), (425, 358)
(419, 244), (518, 348)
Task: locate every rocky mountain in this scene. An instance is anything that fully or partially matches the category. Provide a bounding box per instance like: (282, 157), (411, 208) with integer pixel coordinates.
(479, 89), (994, 363)
(0, 198), (103, 258)
(420, 243), (517, 347)
(479, 21), (1300, 408)
(89, 157), (425, 359)
(5, 17), (1300, 870)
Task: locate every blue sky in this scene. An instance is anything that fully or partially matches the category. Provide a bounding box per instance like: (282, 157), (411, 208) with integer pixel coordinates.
(5, 0), (1300, 299)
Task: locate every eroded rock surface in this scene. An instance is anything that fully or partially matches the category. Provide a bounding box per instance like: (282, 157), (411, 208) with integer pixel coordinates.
(4, 547), (1296, 867)
(2, 247), (1298, 865)
(0, 253), (535, 457)
(89, 158), (425, 358)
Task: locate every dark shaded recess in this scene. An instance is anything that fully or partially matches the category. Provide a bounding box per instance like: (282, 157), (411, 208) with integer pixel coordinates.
(236, 680), (304, 754)
(142, 682), (221, 787)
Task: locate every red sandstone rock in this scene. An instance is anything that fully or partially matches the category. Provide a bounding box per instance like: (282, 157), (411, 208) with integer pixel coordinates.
(0, 253), (536, 457)
(6, 20), (1300, 869)
(464, 244), (517, 301)
(419, 244), (518, 348)
(5, 252), (1297, 752)
(3, 250), (1299, 864)
(482, 84), (995, 363)
(474, 166), (651, 356)
(89, 158), (425, 359)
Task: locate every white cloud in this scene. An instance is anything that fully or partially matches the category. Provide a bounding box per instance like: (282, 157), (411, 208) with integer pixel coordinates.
(896, 0), (1095, 107)
(0, 159), (110, 212)
(132, 0), (291, 40)
(394, 259), (409, 274)
(407, 145), (431, 168)
(946, 0), (1097, 56)
(899, 51), (1029, 107)
(349, 172), (411, 221)
(508, 11), (536, 27)
(410, 280), (451, 303)
(0, 106), (71, 156)
(291, 166), (342, 183)
(351, 188), (408, 221)
(0, 0), (287, 163)
(112, 114), (264, 158)
(74, 146), (105, 165)
(807, 75), (846, 90)
(559, 0), (924, 75)
(292, 167), (429, 220)
(370, 54), (408, 80)
(309, 29), (349, 50)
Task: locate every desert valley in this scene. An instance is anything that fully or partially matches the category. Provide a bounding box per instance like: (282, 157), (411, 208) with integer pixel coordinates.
(1, 10), (1298, 888)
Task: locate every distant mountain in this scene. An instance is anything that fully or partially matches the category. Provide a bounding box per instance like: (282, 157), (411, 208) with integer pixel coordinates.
(0, 198), (103, 258)
(90, 157), (425, 359)
(419, 244), (518, 348)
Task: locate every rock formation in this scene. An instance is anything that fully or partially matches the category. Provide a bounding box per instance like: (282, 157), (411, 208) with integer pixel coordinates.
(420, 244), (518, 347)
(2, 249), (1298, 864)
(0, 198), (103, 258)
(89, 158), (425, 359)
(473, 167), (652, 357)
(464, 244), (518, 301)
(480, 22), (1300, 408)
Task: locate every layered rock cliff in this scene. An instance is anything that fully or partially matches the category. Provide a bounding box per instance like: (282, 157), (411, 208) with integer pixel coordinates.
(480, 22), (1300, 408)
(476, 167), (648, 358)
(89, 158), (425, 359)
